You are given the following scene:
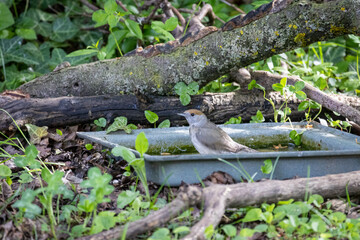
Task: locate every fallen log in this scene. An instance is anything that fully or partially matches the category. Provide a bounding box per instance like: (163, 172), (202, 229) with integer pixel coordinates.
(77, 170), (360, 240)
(0, 89), (302, 131)
(2, 69), (360, 131)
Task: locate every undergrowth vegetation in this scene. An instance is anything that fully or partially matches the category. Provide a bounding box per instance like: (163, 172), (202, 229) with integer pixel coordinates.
(1, 0), (360, 239)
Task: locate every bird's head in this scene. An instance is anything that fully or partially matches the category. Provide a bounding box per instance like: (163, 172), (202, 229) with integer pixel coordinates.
(178, 109), (208, 126)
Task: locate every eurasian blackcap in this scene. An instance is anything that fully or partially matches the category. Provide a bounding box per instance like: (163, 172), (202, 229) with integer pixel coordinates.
(178, 109), (256, 154)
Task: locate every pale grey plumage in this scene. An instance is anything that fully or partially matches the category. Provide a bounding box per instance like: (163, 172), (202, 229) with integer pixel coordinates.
(178, 109), (256, 154)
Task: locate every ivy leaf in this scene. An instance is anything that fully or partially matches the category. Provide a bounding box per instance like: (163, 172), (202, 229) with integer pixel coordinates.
(125, 19), (142, 40)
(66, 49), (98, 57)
(94, 117), (107, 128)
(106, 116), (128, 134)
(25, 124), (48, 144)
(15, 28), (37, 40)
(0, 3), (14, 31)
(124, 124), (137, 134)
(144, 110), (158, 124)
(51, 17), (79, 42)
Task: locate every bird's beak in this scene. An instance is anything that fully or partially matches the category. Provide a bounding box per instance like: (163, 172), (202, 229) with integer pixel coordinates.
(177, 112), (186, 117)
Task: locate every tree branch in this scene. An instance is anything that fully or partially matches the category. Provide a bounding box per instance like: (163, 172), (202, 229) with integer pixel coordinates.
(18, 0), (360, 98)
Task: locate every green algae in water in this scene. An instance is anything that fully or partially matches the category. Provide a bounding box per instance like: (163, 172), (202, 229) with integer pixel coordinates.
(145, 141), (321, 156)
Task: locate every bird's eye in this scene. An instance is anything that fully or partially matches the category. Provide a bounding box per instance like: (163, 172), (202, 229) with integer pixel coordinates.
(191, 113), (194, 116)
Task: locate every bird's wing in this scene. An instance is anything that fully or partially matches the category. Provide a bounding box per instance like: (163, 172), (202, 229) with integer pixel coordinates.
(190, 123), (248, 153)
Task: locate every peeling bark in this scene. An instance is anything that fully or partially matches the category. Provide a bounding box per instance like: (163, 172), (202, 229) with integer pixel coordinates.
(17, 0), (360, 98)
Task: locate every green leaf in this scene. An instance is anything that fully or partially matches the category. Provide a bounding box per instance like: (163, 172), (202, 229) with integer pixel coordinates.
(248, 80), (257, 90)
(204, 224), (214, 239)
(92, 10), (108, 27)
(164, 17), (178, 31)
(112, 146), (135, 162)
(0, 3), (14, 31)
(222, 224), (237, 237)
(310, 100), (321, 109)
(124, 124), (137, 134)
(14, 157), (30, 168)
(25, 145), (39, 162)
(94, 117), (107, 127)
(329, 212), (346, 223)
(125, 19), (142, 40)
(25, 124), (48, 144)
(51, 17), (79, 42)
(298, 101), (309, 111)
(15, 28), (37, 40)
(144, 110), (159, 124)
(289, 130), (302, 146)
(239, 228), (255, 237)
(307, 194), (324, 206)
(107, 14), (118, 29)
(250, 110), (265, 123)
(261, 159), (273, 174)
(12, 189), (42, 219)
(254, 224), (268, 233)
(0, 165), (11, 177)
(104, 0), (117, 14)
(173, 226), (190, 234)
(106, 116), (128, 134)
(158, 119), (170, 128)
(295, 91), (307, 100)
(180, 93), (191, 106)
(66, 49), (98, 57)
(187, 82), (199, 95)
(148, 228), (170, 240)
(294, 81), (305, 91)
(243, 208), (262, 222)
(135, 132), (148, 157)
(272, 83), (284, 92)
(117, 190), (139, 208)
(174, 82), (187, 95)
(85, 144), (93, 150)
(225, 116), (242, 125)
(49, 48), (66, 67)
(19, 172), (33, 183)
(280, 77), (287, 87)
(91, 211), (117, 234)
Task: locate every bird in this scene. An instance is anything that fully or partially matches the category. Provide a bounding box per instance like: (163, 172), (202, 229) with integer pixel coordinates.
(178, 109), (257, 154)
